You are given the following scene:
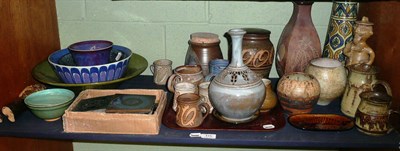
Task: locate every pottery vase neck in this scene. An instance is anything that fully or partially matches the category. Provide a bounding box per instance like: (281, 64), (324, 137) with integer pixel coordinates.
(292, 1), (313, 24)
(228, 29), (246, 68)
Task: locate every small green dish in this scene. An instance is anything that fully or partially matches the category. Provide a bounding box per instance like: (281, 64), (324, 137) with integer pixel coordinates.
(25, 88), (75, 121)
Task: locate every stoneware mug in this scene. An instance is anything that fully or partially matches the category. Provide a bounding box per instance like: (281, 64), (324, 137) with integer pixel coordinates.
(172, 82), (197, 112)
(175, 93), (210, 128)
(150, 59), (173, 85)
(167, 65), (204, 92)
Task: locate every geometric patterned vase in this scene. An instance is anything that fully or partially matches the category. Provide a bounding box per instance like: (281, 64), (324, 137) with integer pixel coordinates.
(322, 1), (359, 63)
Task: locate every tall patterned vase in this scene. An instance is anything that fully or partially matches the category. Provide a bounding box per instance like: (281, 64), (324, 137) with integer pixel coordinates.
(276, 1), (322, 77)
(322, 0), (359, 63)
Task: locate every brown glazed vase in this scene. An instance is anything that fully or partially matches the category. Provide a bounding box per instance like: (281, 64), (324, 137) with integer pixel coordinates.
(277, 72), (320, 115)
(242, 28), (274, 78)
(276, 1), (322, 77)
(185, 32), (223, 76)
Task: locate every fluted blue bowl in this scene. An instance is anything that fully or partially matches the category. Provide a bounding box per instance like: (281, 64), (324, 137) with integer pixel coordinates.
(48, 45), (132, 84)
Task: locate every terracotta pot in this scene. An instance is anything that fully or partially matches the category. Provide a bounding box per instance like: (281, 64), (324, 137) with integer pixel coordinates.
(277, 72), (320, 115)
(305, 58), (346, 106)
(209, 28), (265, 124)
(276, 1), (322, 77)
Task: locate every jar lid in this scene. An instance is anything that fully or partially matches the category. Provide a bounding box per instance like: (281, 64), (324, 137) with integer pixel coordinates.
(242, 28), (271, 39)
(359, 91), (392, 104)
(190, 32), (220, 43)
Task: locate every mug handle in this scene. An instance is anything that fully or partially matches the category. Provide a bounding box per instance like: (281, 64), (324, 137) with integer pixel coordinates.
(373, 80), (393, 96)
(167, 74), (182, 92)
(150, 64), (155, 74)
(199, 96), (210, 120)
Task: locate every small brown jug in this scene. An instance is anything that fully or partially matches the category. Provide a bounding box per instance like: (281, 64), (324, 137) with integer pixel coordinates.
(175, 93), (210, 128)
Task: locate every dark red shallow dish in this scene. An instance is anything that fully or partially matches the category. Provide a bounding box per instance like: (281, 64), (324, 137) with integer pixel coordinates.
(288, 114), (354, 131)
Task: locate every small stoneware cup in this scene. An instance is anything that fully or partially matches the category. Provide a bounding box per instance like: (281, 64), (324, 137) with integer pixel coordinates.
(172, 82), (197, 112)
(175, 93), (210, 128)
(150, 59), (173, 85)
(68, 40), (113, 66)
(167, 65), (204, 92)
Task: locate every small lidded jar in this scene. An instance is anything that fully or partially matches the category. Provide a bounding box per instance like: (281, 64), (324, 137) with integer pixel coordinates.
(185, 32), (223, 76)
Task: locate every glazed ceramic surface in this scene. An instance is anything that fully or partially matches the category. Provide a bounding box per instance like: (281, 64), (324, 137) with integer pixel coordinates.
(277, 72), (320, 115)
(185, 32), (223, 76)
(24, 88), (75, 107)
(209, 28), (265, 124)
(276, 1), (321, 77)
(33, 53), (147, 93)
(288, 114), (354, 131)
(260, 79), (277, 112)
(175, 93), (210, 128)
(167, 65), (204, 92)
(150, 59), (173, 85)
(24, 88), (75, 122)
(305, 58), (346, 106)
(205, 59), (229, 82)
(341, 64), (391, 117)
(172, 82), (197, 112)
(68, 40), (113, 66)
(242, 28), (274, 78)
(48, 45), (132, 84)
(322, 0), (358, 62)
(355, 88), (394, 136)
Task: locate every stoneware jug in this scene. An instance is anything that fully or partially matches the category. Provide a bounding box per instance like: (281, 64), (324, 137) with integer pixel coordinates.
(260, 78), (277, 112)
(341, 64), (391, 117)
(209, 28), (265, 124)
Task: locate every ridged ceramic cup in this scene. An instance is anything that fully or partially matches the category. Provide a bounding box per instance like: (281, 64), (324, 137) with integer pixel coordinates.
(277, 72), (320, 115)
(305, 58), (346, 106)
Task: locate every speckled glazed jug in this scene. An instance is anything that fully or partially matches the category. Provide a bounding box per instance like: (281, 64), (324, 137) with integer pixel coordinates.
(341, 64), (391, 117)
(209, 28), (265, 124)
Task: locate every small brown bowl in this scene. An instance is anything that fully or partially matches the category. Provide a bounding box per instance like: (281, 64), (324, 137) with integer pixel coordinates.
(288, 114), (354, 131)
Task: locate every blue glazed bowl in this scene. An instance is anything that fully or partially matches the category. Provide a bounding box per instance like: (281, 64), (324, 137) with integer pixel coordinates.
(48, 45), (132, 84)
(68, 40), (113, 66)
(24, 88), (75, 122)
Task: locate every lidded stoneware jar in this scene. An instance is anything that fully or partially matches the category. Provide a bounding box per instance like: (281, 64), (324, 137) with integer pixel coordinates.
(242, 28), (275, 78)
(209, 28), (265, 124)
(305, 58), (346, 106)
(185, 32), (223, 76)
(277, 72), (320, 115)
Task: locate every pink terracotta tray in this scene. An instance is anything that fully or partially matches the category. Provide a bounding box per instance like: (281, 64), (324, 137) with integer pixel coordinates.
(162, 100), (286, 131)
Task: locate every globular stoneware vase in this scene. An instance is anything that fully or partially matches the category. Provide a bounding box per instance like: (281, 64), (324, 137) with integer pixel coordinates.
(277, 72), (320, 115)
(209, 28), (265, 124)
(276, 1), (321, 77)
(305, 58), (347, 106)
(322, 0), (358, 63)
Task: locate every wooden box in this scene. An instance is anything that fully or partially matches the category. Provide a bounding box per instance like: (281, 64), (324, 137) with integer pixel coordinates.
(63, 89), (166, 135)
